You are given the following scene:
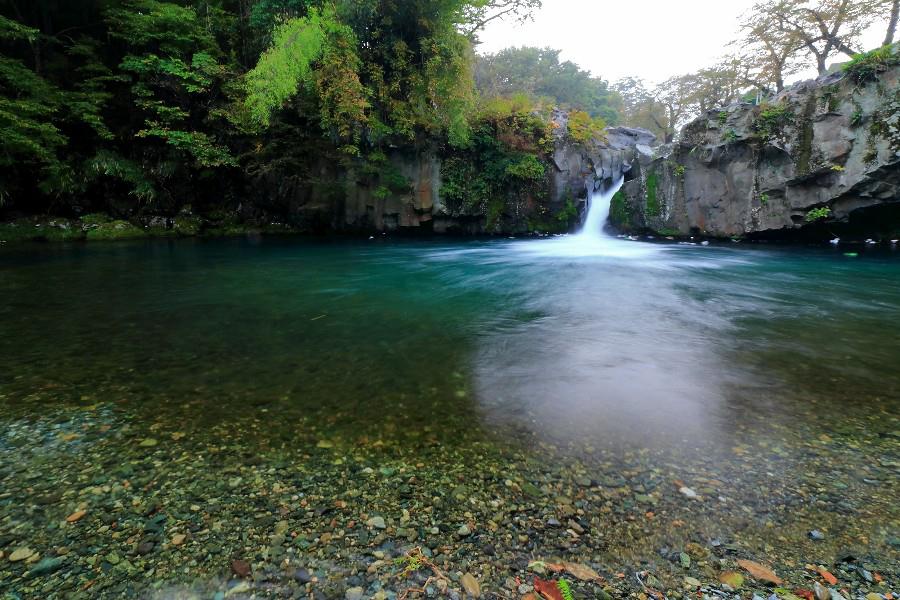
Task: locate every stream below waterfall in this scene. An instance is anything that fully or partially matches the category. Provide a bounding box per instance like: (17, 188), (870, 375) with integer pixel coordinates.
(1, 230), (898, 598)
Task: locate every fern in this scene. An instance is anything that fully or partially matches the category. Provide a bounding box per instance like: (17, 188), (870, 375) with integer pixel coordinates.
(557, 578), (575, 600)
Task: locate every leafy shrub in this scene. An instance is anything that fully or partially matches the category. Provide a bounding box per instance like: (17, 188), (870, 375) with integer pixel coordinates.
(805, 207), (832, 222)
(843, 45), (900, 84)
(567, 110), (606, 144)
(754, 102), (793, 141)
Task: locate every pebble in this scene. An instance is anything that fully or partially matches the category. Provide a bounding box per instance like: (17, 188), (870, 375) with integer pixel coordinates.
(9, 547), (36, 562)
(66, 510), (87, 523)
(814, 581), (830, 600)
(809, 529), (825, 540)
(678, 486), (699, 499)
(231, 559), (251, 578)
(27, 557), (64, 577)
(345, 586), (364, 600)
(171, 534), (186, 546)
(457, 524), (471, 536)
(367, 516), (386, 529)
(138, 438), (157, 447)
(461, 573), (481, 598)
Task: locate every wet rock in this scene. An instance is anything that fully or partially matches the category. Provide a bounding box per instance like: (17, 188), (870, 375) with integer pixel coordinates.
(345, 587), (364, 600)
(367, 516), (386, 530)
(231, 559), (252, 578)
(457, 524), (471, 536)
(814, 582), (830, 600)
(27, 557), (65, 577)
(9, 547), (35, 562)
(461, 573), (481, 598)
(809, 529), (826, 540)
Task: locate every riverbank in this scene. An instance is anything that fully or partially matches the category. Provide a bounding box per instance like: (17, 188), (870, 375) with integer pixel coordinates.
(1, 397), (897, 600)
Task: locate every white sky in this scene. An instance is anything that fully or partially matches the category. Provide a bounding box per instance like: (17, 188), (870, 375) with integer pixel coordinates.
(477, 0), (888, 86)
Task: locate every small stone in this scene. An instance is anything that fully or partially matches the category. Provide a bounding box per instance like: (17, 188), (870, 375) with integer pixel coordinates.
(457, 524), (471, 536)
(171, 534), (186, 546)
(105, 551), (120, 565)
(367, 516), (386, 529)
(139, 438), (158, 447)
(345, 586), (364, 600)
(27, 557), (65, 577)
(866, 594), (883, 600)
(293, 568), (312, 583)
(461, 573), (481, 598)
(137, 541), (154, 555)
(679, 552), (691, 568)
(9, 548), (35, 562)
(316, 439), (334, 449)
(66, 510), (87, 523)
(546, 518), (561, 527)
(814, 582), (830, 600)
(231, 559), (251, 578)
(679, 486), (699, 499)
(684, 577), (701, 588)
(809, 530), (825, 540)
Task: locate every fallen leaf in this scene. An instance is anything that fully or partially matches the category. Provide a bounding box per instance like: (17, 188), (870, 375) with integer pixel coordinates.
(737, 559), (783, 585)
(795, 589), (815, 600)
(533, 579), (564, 600)
(817, 567), (837, 585)
(562, 561), (601, 581)
(66, 510), (87, 523)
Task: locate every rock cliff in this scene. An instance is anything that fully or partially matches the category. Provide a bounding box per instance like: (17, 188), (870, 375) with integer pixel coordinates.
(613, 58), (900, 239)
(246, 115), (654, 235)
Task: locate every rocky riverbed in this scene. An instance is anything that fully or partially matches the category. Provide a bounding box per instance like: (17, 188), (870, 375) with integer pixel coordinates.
(1, 393), (897, 600)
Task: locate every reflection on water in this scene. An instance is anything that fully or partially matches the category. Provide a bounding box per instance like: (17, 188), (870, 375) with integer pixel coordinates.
(1, 236), (898, 449)
(1, 236), (899, 596)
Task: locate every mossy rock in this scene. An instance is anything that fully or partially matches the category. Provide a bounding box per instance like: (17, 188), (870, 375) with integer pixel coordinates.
(85, 220), (147, 241)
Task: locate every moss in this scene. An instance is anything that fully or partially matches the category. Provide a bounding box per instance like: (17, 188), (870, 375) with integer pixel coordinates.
(655, 227), (682, 237)
(645, 171), (660, 217)
(754, 102), (793, 142)
(843, 44), (900, 84)
(0, 218), (85, 243)
(173, 215), (202, 236)
(795, 96), (817, 176)
(609, 190), (630, 226)
(84, 220), (147, 241)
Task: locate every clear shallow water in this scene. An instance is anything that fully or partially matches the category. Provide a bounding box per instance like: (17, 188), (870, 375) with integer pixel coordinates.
(1, 236), (898, 445)
(1, 235), (899, 597)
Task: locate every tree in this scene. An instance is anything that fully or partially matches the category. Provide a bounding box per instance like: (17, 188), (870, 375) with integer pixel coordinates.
(883, 0), (899, 45)
(756, 0), (873, 74)
(461, 0), (542, 36)
(734, 6), (806, 92)
(475, 46), (622, 123)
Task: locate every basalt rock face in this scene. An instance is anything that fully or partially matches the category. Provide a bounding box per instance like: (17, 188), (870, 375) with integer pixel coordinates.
(613, 63), (900, 238)
(246, 115), (654, 235)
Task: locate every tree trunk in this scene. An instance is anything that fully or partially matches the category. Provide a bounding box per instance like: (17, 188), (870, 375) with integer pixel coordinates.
(886, 0), (899, 45)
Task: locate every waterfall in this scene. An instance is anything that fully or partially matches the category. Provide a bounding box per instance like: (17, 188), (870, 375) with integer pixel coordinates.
(578, 176), (625, 241)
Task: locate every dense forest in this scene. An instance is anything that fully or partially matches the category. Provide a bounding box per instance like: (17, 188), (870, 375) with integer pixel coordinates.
(0, 0), (897, 232)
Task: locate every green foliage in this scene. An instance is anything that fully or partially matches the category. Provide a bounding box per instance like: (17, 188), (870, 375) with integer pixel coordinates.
(850, 107), (864, 126)
(244, 8), (332, 127)
(505, 154), (545, 180)
(760, 193), (769, 206)
(441, 99), (551, 229)
(754, 102), (793, 141)
(645, 171), (660, 217)
(476, 46), (622, 124)
(557, 579), (575, 600)
(723, 129), (739, 142)
(843, 45), (900, 84)
(717, 111), (728, 126)
(805, 206), (832, 222)
(567, 110), (607, 144)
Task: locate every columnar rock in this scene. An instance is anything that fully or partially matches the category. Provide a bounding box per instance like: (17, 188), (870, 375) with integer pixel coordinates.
(614, 58), (900, 238)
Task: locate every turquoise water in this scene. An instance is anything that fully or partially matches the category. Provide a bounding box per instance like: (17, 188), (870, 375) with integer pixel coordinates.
(2, 237), (898, 444)
(1, 235), (898, 598)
